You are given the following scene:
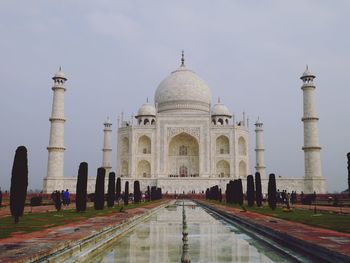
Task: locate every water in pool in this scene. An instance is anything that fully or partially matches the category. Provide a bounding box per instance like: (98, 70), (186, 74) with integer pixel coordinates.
(91, 200), (293, 263)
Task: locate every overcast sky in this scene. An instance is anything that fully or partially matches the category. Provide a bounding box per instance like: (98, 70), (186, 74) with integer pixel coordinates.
(0, 1), (349, 192)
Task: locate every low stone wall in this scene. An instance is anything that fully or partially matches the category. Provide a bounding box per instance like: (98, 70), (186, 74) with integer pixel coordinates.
(44, 176), (325, 194)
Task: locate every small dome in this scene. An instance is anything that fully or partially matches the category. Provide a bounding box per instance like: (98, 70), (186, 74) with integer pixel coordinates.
(53, 68), (67, 80)
(104, 117), (112, 125)
(154, 65), (212, 113)
(301, 66), (315, 79)
(137, 102), (156, 117)
(212, 102), (231, 117)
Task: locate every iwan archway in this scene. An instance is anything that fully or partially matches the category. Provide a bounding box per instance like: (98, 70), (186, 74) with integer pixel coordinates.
(168, 132), (199, 177)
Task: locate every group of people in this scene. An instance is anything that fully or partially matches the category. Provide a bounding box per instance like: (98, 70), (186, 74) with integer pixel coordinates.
(275, 189), (299, 207)
(51, 189), (70, 208)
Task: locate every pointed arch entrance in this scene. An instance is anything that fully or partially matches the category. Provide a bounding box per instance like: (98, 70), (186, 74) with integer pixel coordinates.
(168, 132), (199, 177)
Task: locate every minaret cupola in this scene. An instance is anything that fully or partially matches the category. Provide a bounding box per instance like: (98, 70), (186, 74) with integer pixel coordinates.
(136, 98), (156, 125)
(211, 98), (232, 125)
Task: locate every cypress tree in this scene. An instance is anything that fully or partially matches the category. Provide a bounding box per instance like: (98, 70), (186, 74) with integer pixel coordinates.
(124, 181), (129, 205)
(237, 179), (244, 206)
(227, 180), (234, 203)
(255, 172), (263, 207)
(147, 185), (151, 201)
(107, 172), (116, 207)
(232, 180), (239, 204)
(218, 188), (222, 202)
(151, 186), (157, 200)
(347, 153), (350, 197)
(10, 146), (28, 224)
(247, 175), (255, 207)
(76, 162), (88, 212)
(116, 177), (121, 204)
(157, 187), (162, 199)
(134, 181), (141, 203)
(94, 167), (105, 210)
(268, 173), (277, 210)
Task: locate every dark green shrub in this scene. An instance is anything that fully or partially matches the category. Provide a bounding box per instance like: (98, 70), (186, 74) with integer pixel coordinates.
(150, 186), (157, 200)
(124, 181), (129, 206)
(347, 153), (350, 197)
(225, 180), (234, 203)
(268, 173), (277, 210)
(10, 146), (28, 224)
(30, 196), (42, 206)
(134, 181), (141, 203)
(247, 174), (255, 207)
(76, 162), (88, 212)
(255, 172), (263, 207)
(237, 179), (243, 206)
(94, 167), (105, 210)
(107, 172), (115, 207)
(147, 185), (151, 201)
(116, 177), (121, 203)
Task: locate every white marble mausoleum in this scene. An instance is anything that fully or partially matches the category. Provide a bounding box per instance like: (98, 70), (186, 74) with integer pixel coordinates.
(43, 55), (326, 194)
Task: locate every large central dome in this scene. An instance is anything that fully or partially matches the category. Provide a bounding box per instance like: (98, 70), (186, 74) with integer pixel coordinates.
(154, 63), (212, 113)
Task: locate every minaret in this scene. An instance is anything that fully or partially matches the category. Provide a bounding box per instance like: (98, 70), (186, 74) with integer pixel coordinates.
(102, 117), (112, 175)
(44, 68), (67, 192)
(255, 118), (266, 178)
(301, 66), (325, 193)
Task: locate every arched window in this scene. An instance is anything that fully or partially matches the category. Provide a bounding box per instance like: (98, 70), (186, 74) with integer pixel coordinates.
(218, 118), (224, 125)
(121, 160), (129, 177)
(121, 137), (129, 155)
(216, 135), (229, 154)
(151, 119), (155, 125)
(137, 160), (151, 178)
(144, 119), (150, 125)
(239, 161), (247, 177)
(216, 160), (230, 177)
(238, 137), (247, 155)
(138, 135), (151, 154)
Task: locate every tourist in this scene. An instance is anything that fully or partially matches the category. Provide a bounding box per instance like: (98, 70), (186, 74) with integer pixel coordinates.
(54, 190), (62, 211)
(63, 189), (70, 206)
(0, 188), (2, 207)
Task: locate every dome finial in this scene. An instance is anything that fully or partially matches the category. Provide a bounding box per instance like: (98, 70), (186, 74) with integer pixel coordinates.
(59, 66), (62, 71)
(218, 97), (221, 103)
(181, 50), (185, 67)
(146, 97), (149, 103)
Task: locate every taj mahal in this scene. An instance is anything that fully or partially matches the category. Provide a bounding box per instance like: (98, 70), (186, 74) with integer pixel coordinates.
(43, 53), (326, 194)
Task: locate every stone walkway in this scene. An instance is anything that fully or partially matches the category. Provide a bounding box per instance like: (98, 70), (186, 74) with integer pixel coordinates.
(0, 204), (76, 218)
(199, 200), (350, 260)
(0, 201), (168, 263)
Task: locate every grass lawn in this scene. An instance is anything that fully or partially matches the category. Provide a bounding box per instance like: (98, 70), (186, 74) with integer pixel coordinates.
(0, 200), (163, 239)
(207, 200), (350, 234)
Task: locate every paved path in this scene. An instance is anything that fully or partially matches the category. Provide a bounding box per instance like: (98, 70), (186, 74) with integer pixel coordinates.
(199, 200), (350, 260)
(0, 203), (95, 218)
(0, 201), (168, 263)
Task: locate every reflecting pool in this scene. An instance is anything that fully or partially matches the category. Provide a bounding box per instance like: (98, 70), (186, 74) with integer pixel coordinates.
(92, 200), (293, 263)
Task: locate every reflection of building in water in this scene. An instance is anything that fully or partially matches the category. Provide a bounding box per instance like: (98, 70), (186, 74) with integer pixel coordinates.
(110, 202), (276, 262)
